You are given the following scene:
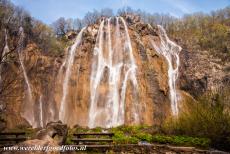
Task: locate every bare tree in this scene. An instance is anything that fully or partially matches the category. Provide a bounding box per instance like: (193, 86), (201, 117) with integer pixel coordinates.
(83, 10), (100, 25)
(100, 8), (114, 17)
(73, 18), (84, 30)
(52, 17), (67, 36)
(66, 18), (74, 32)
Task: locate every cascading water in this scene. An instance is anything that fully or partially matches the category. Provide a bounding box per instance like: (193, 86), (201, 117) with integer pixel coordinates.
(0, 29), (9, 83)
(151, 25), (182, 115)
(16, 16), (181, 129)
(39, 96), (44, 128)
(88, 17), (139, 128)
(119, 17), (139, 123)
(2, 29), (9, 62)
(59, 27), (85, 123)
(18, 27), (36, 127)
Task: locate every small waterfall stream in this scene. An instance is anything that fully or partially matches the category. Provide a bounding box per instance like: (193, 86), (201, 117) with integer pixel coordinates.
(2, 29), (9, 62)
(39, 96), (44, 128)
(59, 27), (85, 123)
(151, 25), (182, 115)
(18, 27), (36, 127)
(0, 29), (9, 83)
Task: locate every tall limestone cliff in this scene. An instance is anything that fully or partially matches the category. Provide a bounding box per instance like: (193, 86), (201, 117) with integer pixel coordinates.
(1, 15), (199, 129)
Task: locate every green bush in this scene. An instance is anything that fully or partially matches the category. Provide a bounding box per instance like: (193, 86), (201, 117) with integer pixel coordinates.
(135, 132), (152, 142)
(163, 88), (230, 151)
(111, 125), (210, 147)
(113, 131), (131, 144)
(151, 135), (210, 148)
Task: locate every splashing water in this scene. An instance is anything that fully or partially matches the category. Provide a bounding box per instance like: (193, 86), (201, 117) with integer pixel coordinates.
(18, 27), (36, 127)
(59, 27), (85, 123)
(151, 25), (182, 115)
(88, 17), (139, 128)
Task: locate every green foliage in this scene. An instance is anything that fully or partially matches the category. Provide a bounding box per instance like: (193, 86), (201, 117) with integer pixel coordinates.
(7, 126), (36, 139)
(65, 133), (74, 145)
(151, 135), (210, 148)
(111, 125), (210, 148)
(0, 0), (65, 57)
(112, 130), (139, 144)
(135, 132), (152, 142)
(111, 125), (151, 135)
(163, 88), (230, 151)
(167, 7), (230, 62)
(91, 127), (102, 133)
(73, 126), (103, 133)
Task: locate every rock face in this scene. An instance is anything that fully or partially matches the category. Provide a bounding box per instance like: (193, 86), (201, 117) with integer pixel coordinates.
(179, 48), (230, 97)
(1, 15), (196, 129)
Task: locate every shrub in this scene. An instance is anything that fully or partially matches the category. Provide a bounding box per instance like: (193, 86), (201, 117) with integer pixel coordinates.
(151, 135), (210, 148)
(163, 88), (230, 151)
(111, 125), (210, 147)
(135, 132), (152, 142)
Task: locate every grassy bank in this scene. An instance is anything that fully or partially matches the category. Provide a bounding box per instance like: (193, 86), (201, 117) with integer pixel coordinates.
(67, 125), (210, 149)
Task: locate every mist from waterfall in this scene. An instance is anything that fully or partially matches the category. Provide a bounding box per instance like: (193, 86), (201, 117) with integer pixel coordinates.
(18, 27), (36, 127)
(151, 25), (182, 115)
(88, 17), (139, 128)
(59, 27), (85, 123)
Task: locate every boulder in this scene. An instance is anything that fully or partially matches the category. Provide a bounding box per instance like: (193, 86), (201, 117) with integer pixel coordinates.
(36, 121), (67, 145)
(66, 31), (77, 40)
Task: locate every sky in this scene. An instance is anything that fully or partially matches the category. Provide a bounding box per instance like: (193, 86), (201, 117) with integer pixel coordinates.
(11, 0), (230, 24)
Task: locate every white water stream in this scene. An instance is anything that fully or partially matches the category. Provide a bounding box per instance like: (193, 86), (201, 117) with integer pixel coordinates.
(151, 25), (182, 115)
(59, 27), (85, 123)
(18, 27), (36, 127)
(88, 17), (139, 128)
(0, 29), (10, 84)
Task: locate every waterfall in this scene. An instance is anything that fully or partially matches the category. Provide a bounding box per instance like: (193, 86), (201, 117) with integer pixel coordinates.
(0, 29), (10, 83)
(151, 25), (182, 115)
(119, 17), (139, 123)
(2, 29), (9, 62)
(18, 27), (36, 127)
(39, 96), (43, 128)
(88, 19), (105, 128)
(88, 17), (139, 128)
(59, 27), (85, 123)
